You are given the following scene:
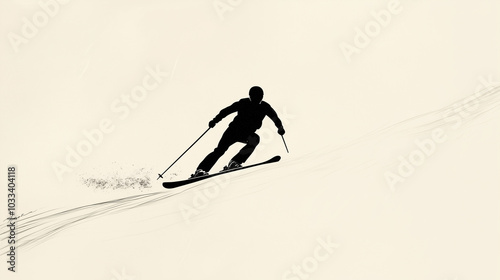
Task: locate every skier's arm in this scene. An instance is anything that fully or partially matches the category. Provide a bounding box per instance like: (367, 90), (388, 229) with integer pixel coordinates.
(265, 105), (285, 134)
(211, 101), (240, 124)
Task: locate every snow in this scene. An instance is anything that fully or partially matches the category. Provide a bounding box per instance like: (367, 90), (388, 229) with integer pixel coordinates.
(1, 1), (500, 279)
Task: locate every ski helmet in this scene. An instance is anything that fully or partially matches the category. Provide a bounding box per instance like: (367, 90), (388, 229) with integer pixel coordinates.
(249, 86), (264, 104)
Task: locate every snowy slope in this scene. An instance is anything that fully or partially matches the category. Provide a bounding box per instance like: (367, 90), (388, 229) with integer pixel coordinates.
(1, 1), (500, 279)
(2, 86), (499, 280)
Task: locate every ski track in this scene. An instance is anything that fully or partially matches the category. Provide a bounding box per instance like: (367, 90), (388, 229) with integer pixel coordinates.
(1, 86), (499, 254)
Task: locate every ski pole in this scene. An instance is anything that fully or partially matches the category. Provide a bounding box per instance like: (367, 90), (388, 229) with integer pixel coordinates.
(157, 127), (211, 180)
(281, 135), (289, 153)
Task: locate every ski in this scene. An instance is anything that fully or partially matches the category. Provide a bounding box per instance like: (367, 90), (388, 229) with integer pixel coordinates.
(162, 155), (281, 189)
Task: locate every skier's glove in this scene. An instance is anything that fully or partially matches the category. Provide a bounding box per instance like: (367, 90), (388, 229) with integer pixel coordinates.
(277, 126), (285, 135)
(209, 120), (216, 128)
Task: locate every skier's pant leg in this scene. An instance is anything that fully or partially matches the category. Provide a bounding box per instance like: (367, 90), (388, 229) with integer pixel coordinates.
(197, 129), (237, 172)
(232, 133), (260, 164)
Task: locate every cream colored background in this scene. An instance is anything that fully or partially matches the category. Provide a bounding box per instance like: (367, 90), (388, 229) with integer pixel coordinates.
(1, 0), (499, 279)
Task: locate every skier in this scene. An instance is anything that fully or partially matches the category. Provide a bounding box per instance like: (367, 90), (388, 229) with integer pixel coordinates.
(192, 86), (285, 177)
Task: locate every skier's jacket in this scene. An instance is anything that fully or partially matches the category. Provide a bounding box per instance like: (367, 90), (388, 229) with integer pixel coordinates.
(212, 98), (283, 133)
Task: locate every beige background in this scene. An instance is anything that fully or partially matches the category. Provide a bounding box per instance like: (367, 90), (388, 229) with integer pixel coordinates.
(1, 0), (499, 279)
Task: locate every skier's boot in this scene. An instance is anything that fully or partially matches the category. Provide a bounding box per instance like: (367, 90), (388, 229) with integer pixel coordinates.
(190, 169), (209, 178)
(223, 160), (242, 171)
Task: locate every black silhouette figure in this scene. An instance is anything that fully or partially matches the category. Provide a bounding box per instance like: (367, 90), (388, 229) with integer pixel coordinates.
(193, 86), (285, 177)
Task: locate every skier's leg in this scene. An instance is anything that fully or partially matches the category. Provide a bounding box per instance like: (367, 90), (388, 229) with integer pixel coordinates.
(231, 133), (260, 164)
(197, 129), (238, 172)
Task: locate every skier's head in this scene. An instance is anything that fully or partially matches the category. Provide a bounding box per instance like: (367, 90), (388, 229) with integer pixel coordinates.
(249, 86), (264, 104)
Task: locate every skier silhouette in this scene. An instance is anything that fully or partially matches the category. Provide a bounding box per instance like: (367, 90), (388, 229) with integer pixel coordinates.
(192, 86), (285, 177)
